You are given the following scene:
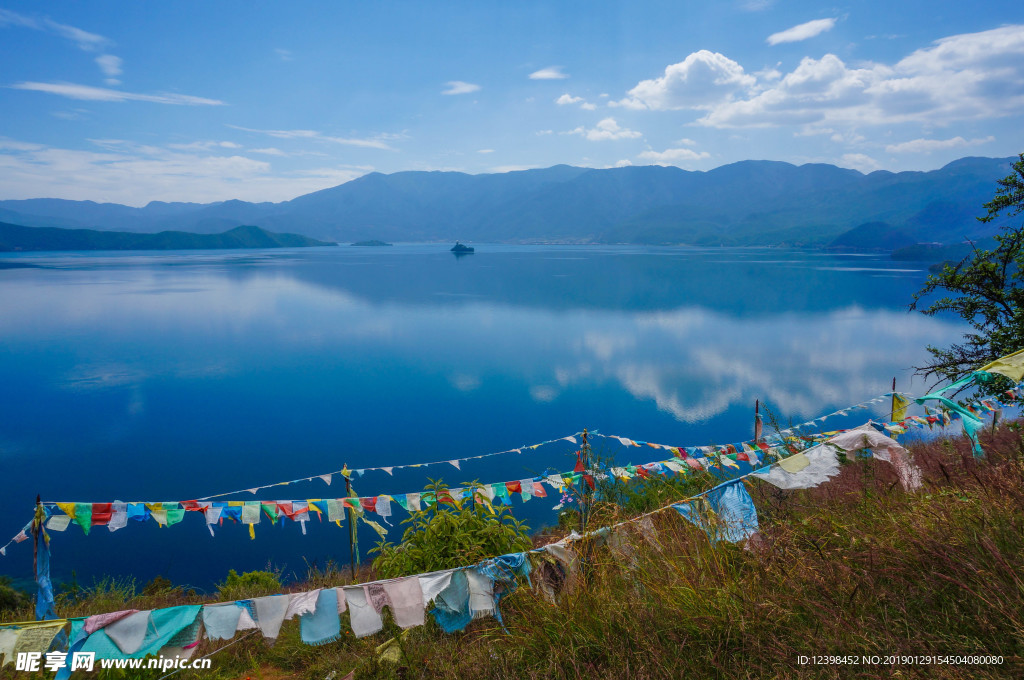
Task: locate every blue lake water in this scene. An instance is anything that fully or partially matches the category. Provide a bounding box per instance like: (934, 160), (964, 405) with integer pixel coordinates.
(0, 245), (967, 591)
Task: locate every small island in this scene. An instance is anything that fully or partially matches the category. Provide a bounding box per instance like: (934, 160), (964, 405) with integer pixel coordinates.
(450, 241), (474, 253)
(351, 240), (393, 246)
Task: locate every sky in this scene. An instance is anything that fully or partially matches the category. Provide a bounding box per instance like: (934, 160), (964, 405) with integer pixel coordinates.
(1, 0), (1024, 206)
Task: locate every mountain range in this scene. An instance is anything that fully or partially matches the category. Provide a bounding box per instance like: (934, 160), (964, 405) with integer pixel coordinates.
(0, 156), (1016, 248)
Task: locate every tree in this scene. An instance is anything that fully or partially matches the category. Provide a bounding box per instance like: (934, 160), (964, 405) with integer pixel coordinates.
(911, 153), (1024, 394)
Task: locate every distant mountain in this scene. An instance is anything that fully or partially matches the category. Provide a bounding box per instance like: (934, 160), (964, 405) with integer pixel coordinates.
(0, 223), (335, 252)
(0, 156), (1015, 247)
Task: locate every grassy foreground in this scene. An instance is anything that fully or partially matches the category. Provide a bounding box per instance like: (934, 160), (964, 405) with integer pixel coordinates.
(4, 425), (1024, 679)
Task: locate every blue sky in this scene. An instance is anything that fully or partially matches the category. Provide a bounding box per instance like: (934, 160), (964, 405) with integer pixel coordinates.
(1, 0), (1023, 205)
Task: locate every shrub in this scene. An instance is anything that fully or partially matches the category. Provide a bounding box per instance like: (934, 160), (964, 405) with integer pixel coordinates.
(0, 576), (29, 613)
(370, 479), (532, 578)
(141, 575), (176, 596)
(216, 568), (282, 601)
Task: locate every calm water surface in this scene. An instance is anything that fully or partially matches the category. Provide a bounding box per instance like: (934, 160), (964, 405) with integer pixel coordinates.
(0, 245), (966, 589)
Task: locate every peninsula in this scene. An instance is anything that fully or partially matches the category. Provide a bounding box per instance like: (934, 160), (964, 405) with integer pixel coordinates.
(0, 222), (336, 252)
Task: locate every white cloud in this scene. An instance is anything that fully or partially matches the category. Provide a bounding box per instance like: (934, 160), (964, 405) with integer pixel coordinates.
(477, 148), (495, 154)
(566, 117), (642, 141)
(275, 48), (293, 61)
(794, 126), (835, 137)
(556, 93), (597, 110)
(535, 129), (554, 136)
(838, 153), (880, 173)
(830, 130), (865, 145)
(637, 147), (711, 165)
(43, 18), (108, 51)
(614, 159), (633, 167)
(0, 138), (44, 152)
(167, 140), (242, 151)
(740, 0), (773, 11)
(696, 25), (1024, 128)
(2, 10), (122, 81)
(442, 80), (480, 95)
(529, 66), (568, 80)
(0, 9), (110, 51)
(0, 9), (36, 29)
(885, 135), (995, 153)
(489, 164), (539, 173)
(766, 18), (837, 45)
(95, 55), (122, 86)
(754, 65), (783, 81)
(249, 147), (288, 156)
(228, 125), (397, 150)
(12, 81), (224, 106)
(0, 137), (370, 204)
(615, 50), (756, 110)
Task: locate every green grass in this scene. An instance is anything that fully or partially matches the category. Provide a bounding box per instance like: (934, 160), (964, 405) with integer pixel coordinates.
(4, 426), (1024, 679)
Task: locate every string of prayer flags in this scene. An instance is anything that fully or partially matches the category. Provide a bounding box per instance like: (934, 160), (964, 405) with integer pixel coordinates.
(9, 379), (1019, 558)
(7, 420), (927, 546)
(195, 432), (583, 502)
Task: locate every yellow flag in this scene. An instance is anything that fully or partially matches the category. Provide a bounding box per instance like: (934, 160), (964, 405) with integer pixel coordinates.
(376, 630), (408, 664)
(892, 393), (909, 419)
(361, 517), (388, 540)
(779, 453), (810, 473)
(979, 348), (1024, 382)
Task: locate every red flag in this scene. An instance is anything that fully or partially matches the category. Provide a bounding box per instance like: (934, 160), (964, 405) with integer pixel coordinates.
(90, 503), (112, 525)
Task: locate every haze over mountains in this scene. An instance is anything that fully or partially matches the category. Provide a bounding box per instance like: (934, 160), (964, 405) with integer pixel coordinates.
(0, 156), (1015, 248)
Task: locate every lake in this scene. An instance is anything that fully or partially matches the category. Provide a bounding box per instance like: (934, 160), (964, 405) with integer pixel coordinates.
(0, 244), (967, 591)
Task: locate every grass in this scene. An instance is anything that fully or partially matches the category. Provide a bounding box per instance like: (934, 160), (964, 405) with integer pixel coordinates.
(3, 424), (1024, 679)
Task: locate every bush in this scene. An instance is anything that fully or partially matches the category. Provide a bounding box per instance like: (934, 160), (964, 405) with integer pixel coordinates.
(141, 575), (177, 596)
(216, 568), (282, 601)
(0, 576), (29, 613)
(370, 479), (532, 579)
